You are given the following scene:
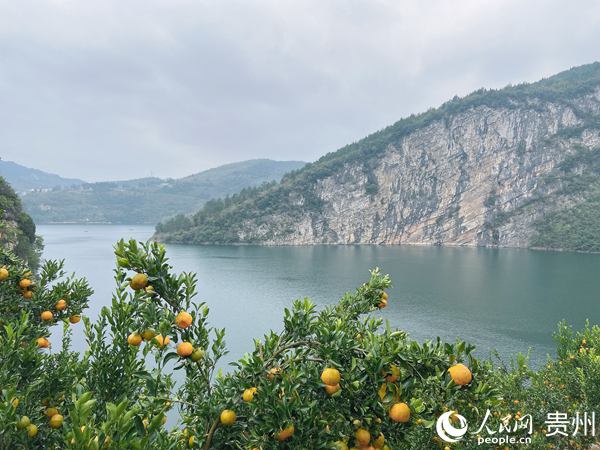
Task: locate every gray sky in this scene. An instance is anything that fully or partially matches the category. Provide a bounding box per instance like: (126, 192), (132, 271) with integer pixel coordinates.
(1, 1), (599, 181)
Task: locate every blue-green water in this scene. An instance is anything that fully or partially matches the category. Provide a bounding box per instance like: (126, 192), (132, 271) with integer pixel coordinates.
(38, 224), (600, 367)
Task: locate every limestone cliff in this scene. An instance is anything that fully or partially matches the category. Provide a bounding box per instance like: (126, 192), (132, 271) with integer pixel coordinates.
(155, 63), (600, 251)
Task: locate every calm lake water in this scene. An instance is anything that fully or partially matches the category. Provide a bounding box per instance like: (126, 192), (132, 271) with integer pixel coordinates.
(38, 224), (600, 367)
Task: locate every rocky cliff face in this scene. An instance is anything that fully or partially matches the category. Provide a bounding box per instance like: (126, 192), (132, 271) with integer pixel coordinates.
(156, 63), (600, 250)
(273, 94), (600, 246)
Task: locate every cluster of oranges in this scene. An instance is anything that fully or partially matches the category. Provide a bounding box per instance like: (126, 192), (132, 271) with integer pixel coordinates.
(45, 407), (64, 429)
(0, 267), (35, 299)
(13, 405), (63, 440)
(225, 374), (297, 442)
(321, 367), (341, 395)
(333, 361), (471, 450)
(19, 276), (34, 299)
(13, 401), (39, 439)
(36, 294), (81, 348)
(40, 298), (73, 322)
(214, 363), (426, 449)
(127, 273), (204, 361)
(206, 305), (473, 450)
(0, 268), (82, 349)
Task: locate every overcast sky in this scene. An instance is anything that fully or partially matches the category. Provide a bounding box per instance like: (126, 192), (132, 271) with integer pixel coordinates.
(1, 1), (599, 181)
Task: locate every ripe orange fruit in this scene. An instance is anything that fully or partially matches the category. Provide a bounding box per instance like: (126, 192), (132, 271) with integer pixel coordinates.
(142, 329), (156, 341)
(177, 341), (194, 357)
(373, 433), (385, 448)
(325, 384), (341, 395)
(389, 402), (410, 423)
(355, 428), (371, 446)
(154, 335), (170, 348)
(175, 311), (193, 329)
(37, 337), (49, 348)
(22, 290), (33, 299)
(448, 363), (472, 386)
(55, 299), (67, 311)
(277, 424), (295, 441)
(49, 414), (63, 429)
(242, 387), (257, 402)
(378, 298), (388, 308)
(220, 409), (236, 426)
(128, 333), (142, 346)
(27, 424), (38, 438)
(129, 273), (148, 290)
(191, 349), (205, 362)
(19, 278), (32, 289)
(45, 407), (59, 418)
(321, 367), (341, 386)
(40, 311), (53, 321)
(69, 315), (81, 324)
(0, 267), (8, 281)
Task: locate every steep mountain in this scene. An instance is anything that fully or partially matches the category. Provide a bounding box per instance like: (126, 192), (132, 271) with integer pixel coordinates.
(0, 159), (84, 193)
(155, 63), (600, 252)
(0, 176), (42, 267)
(22, 159), (305, 225)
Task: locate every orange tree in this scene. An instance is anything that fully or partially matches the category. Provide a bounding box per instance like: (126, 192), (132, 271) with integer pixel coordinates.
(0, 239), (598, 449)
(0, 249), (92, 448)
(490, 322), (600, 450)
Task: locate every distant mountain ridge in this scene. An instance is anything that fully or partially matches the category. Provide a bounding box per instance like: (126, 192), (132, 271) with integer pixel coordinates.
(0, 159), (84, 193)
(21, 159), (306, 225)
(154, 62), (600, 252)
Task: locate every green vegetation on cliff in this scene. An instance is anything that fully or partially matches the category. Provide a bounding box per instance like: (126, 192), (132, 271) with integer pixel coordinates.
(533, 195), (600, 252)
(530, 146), (600, 252)
(0, 177), (42, 267)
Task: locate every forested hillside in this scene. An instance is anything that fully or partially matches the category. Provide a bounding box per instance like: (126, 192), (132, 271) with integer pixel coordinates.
(22, 159), (305, 225)
(0, 177), (41, 267)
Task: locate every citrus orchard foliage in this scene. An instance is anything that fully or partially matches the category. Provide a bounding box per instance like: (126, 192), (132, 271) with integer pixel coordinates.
(0, 240), (598, 449)
(0, 249), (92, 447)
(491, 322), (600, 449)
